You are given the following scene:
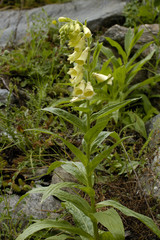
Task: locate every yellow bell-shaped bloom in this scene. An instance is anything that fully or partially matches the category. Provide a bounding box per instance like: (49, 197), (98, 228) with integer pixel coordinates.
(73, 80), (85, 96)
(75, 47), (89, 65)
(68, 50), (82, 63)
(68, 33), (82, 48)
(84, 82), (95, 98)
(92, 73), (113, 84)
(70, 72), (83, 85)
(83, 25), (92, 38)
(74, 36), (85, 51)
(67, 64), (83, 78)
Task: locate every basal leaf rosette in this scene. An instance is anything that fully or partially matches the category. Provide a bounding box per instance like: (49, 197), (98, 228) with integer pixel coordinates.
(58, 17), (94, 102)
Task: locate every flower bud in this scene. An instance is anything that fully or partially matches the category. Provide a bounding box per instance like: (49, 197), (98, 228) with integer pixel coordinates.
(58, 17), (72, 22)
(83, 25), (92, 38)
(52, 20), (57, 25)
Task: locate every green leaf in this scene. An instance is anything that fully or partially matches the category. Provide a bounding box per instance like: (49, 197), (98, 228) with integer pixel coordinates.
(84, 120), (108, 146)
(61, 138), (88, 166)
(15, 220), (94, 240)
(101, 46), (120, 68)
(99, 231), (115, 240)
(62, 161), (88, 185)
(43, 107), (87, 132)
(126, 41), (153, 71)
(105, 37), (127, 64)
(47, 161), (64, 175)
(26, 184), (92, 216)
(113, 66), (126, 88)
(124, 28), (134, 57)
(89, 137), (127, 175)
(94, 208), (125, 240)
(96, 200), (160, 238)
(125, 75), (160, 97)
(123, 112), (147, 139)
(90, 42), (103, 71)
(91, 99), (137, 122)
(64, 201), (94, 239)
(126, 49), (155, 85)
(45, 234), (72, 240)
(90, 131), (114, 153)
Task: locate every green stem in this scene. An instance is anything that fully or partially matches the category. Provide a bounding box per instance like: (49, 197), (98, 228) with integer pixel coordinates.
(86, 100), (99, 240)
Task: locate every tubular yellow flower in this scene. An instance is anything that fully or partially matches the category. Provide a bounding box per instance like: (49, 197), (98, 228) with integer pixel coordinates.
(107, 77), (114, 85)
(74, 36), (86, 52)
(70, 72), (83, 85)
(84, 82), (95, 98)
(92, 73), (112, 83)
(68, 33), (82, 48)
(67, 64), (83, 78)
(83, 25), (92, 38)
(68, 50), (82, 63)
(75, 47), (89, 65)
(58, 17), (72, 22)
(73, 80), (85, 96)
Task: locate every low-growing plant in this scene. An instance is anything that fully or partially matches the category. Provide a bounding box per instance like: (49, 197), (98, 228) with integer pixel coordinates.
(96, 27), (160, 138)
(15, 17), (160, 240)
(123, 0), (160, 27)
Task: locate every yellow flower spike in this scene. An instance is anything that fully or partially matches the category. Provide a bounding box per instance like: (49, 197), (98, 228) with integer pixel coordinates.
(75, 47), (89, 65)
(83, 25), (92, 38)
(58, 17), (72, 22)
(52, 20), (57, 25)
(68, 50), (82, 63)
(67, 64), (83, 78)
(92, 73), (112, 83)
(74, 36), (86, 52)
(84, 82), (95, 98)
(70, 71), (83, 85)
(73, 80), (85, 96)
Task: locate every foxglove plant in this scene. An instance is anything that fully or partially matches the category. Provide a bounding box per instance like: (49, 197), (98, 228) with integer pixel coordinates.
(16, 18), (160, 240)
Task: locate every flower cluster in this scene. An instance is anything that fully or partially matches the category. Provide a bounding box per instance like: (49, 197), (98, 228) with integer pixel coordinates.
(58, 17), (95, 102)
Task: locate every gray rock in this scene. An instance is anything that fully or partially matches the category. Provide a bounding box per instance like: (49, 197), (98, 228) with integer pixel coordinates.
(140, 147), (160, 199)
(0, 89), (15, 105)
(100, 23), (159, 57)
(145, 114), (160, 148)
(0, 0), (126, 47)
(0, 192), (61, 221)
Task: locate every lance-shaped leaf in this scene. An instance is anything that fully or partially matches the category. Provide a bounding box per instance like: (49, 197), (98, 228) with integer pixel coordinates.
(45, 234), (73, 240)
(62, 161), (88, 185)
(84, 120), (108, 146)
(90, 99), (138, 122)
(43, 107), (87, 132)
(96, 200), (160, 238)
(105, 37), (127, 64)
(89, 136), (128, 175)
(64, 201), (94, 239)
(94, 208), (125, 240)
(15, 220), (94, 240)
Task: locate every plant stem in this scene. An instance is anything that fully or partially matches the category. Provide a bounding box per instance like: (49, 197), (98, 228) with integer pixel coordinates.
(86, 99), (99, 240)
